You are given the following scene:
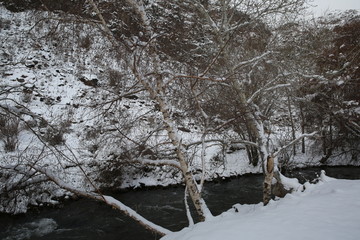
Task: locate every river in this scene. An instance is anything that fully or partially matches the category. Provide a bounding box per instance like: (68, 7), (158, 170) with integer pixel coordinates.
(1, 166), (359, 240)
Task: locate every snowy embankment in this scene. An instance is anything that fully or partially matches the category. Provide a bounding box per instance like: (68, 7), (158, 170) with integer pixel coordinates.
(162, 172), (360, 240)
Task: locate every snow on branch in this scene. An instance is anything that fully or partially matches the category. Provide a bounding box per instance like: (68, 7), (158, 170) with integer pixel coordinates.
(0, 102), (40, 119)
(1, 164), (47, 191)
(185, 139), (258, 149)
(348, 120), (360, 136)
(173, 75), (226, 83)
(273, 132), (317, 157)
(225, 21), (251, 33)
(232, 51), (273, 72)
(264, 83), (291, 92)
(132, 158), (181, 169)
(247, 74), (290, 104)
(87, 0), (116, 44)
(8, 175), (48, 191)
(190, 0), (220, 33)
(296, 73), (330, 82)
(211, 118), (237, 132)
(124, 0), (152, 34)
(103, 195), (172, 236)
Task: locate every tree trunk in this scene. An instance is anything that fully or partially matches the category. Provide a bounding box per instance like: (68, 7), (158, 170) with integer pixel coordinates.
(299, 103), (306, 153)
(287, 93), (296, 156)
(246, 122), (260, 166)
(146, 82), (212, 222)
(272, 170), (292, 198)
(245, 144), (259, 166)
(263, 156), (274, 205)
(236, 92), (276, 204)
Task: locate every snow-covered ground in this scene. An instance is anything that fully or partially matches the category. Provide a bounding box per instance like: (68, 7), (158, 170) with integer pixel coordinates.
(162, 172), (360, 240)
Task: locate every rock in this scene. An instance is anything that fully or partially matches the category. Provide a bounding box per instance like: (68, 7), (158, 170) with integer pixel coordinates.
(79, 76), (98, 87)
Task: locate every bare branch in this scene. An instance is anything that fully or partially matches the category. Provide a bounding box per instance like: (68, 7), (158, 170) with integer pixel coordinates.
(246, 72), (292, 104)
(174, 75), (226, 83)
(185, 139), (258, 149)
(273, 132), (318, 157)
(128, 158), (181, 170)
(231, 51), (273, 72)
(189, 0), (220, 33)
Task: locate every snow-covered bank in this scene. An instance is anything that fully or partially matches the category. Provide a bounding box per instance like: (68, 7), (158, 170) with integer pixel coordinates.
(162, 173), (360, 240)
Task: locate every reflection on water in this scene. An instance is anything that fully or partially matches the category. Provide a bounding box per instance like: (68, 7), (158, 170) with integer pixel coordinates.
(0, 167), (359, 240)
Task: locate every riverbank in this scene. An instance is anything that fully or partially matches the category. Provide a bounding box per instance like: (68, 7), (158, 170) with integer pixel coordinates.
(3, 165), (360, 216)
(162, 172), (360, 240)
(1, 167), (360, 240)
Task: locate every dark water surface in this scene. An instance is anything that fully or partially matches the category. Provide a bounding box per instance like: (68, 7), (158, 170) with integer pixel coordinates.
(1, 166), (359, 240)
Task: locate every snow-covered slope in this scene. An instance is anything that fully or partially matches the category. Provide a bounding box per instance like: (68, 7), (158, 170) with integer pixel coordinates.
(162, 172), (360, 240)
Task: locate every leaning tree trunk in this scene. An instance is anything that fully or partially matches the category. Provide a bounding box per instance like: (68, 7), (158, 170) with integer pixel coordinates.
(135, 70), (212, 221)
(112, 0), (213, 220)
(237, 92), (275, 204)
(156, 94), (212, 222)
(242, 102), (291, 205)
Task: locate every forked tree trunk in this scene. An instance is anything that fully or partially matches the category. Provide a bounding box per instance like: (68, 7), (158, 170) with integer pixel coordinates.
(112, 0), (212, 219)
(236, 92), (275, 205)
(154, 92), (212, 222)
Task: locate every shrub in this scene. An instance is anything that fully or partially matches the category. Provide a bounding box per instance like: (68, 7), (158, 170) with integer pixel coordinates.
(108, 69), (124, 89)
(0, 115), (20, 152)
(79, 35), (92, 49)
(42, 127), (65, 146)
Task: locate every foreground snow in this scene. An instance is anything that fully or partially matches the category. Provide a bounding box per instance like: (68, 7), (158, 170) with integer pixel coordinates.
(162, 172), (360, 240)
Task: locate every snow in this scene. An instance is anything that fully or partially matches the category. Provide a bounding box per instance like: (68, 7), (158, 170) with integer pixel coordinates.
(278, 172), (302, 191)
(162, 175), (360, 240)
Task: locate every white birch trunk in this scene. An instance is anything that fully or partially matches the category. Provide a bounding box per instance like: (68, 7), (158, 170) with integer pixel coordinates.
(263, 156), (274, 205)
(184, 187), (195, 226)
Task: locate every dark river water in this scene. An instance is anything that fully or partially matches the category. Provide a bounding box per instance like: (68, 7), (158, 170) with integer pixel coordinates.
(1, 166), (359, 240)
